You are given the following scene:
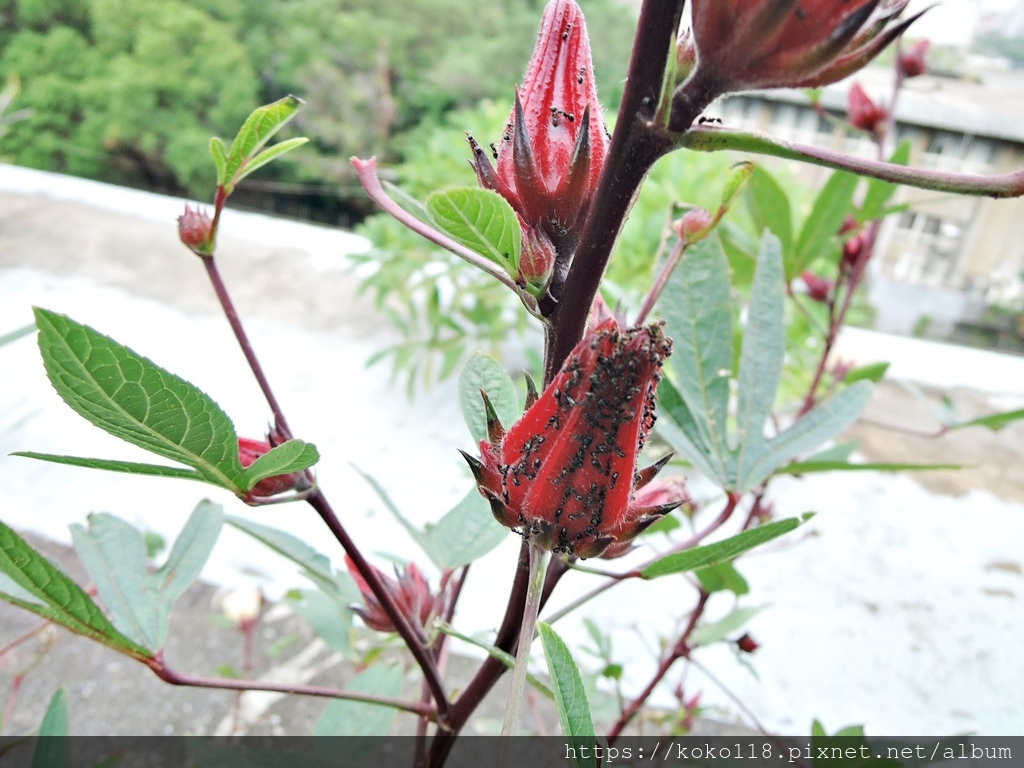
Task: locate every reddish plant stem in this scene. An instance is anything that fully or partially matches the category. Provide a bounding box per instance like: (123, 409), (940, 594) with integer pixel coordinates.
(202, 256), (294, 439)
(305, 489), (452, 727)
(635, 236), (688, 326)
(0, 621), (50, 660)
(606, 589), (711, 742)
(545, 0), (690, 384)
(798, 64), (904, 417)
(146, 658), (437, 720)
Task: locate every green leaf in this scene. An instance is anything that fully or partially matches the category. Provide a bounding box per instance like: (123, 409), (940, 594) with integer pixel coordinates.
(457, 352), (520, 444)
(11, 452), (204, 482)
(33, 309), (247, 492)
(224, 96), (305, 191)
(690, 605), (763, 647)
(539, 623), (595, 765)
(70, 502), (222, 650)
(947, 408), (1024, 432)
(696, 561), (750, 595)
(734, 233), (785, 467)
(843, 361), (890, 385)
(286, 588), (353, 655)
(658, 234), (734, 479)
(436, 623), (553, 699)
(209, 137), (228, 187)
(861, 141), (911, 222)
(719, 161), (754, 211)
(737, 382), (873, 491)
(641, 514), (814, 579)
(793, 170), (858, 279)
(656, 376), (722, 482)
(314, 663), (403, 737)
(744, 166), (793, 253)
(37, 687), (69, 738)
(33, 689), (69, 768)
(426, 187), (521, 273)
(225, 516), (336, 594)
(241, 439), (319, 492)
(240, 137), (309, 183)
(422, 490), (509, 569)
(0, 521), (151, 659)
(776, 460), (962, 476)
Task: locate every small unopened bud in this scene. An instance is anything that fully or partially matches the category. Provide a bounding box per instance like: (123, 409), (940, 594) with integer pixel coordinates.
(831, 358), (854, 383)
(837, 214), (859, 237)
(843, 232), (867, 272)
(177, 204), (214, 257)
(847, 83), (887, 136)
(675, 29), (697, 84)
(673, 207), (714, 244)
(736, 632), (760, 654)
(898, 39), (930, 79)
(801, 271), (833, 303)
(221, 585), (263, 630)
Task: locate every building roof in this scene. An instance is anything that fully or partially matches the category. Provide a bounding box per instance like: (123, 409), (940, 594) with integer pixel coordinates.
(739, 67), (1024, 144)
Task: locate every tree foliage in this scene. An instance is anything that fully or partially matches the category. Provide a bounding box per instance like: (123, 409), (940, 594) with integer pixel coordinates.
(0, 0), (636, 198)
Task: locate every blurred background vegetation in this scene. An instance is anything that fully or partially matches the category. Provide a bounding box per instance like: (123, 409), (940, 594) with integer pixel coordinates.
(0, 0), (637, 223)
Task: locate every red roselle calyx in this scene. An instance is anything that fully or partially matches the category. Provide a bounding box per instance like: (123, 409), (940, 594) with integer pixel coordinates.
(736, 632), (760, 653)
(847, 82), (887, 136)
(346, 556), (454, 637)
(689, 0), (921, 94)
(801, 271), (833, 303)
(467, 0), (608, 295)
(237, 437), (310, 500)
(898, 38), (930, 78)
(177, 204), (215, 257)
(462, 319), (679, 559)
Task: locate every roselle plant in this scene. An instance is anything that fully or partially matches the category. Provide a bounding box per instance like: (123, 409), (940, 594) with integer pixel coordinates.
(4, 0), (1024, 763)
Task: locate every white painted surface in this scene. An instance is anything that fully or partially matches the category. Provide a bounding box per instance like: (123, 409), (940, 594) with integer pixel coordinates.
(1, 167), (1021, 736)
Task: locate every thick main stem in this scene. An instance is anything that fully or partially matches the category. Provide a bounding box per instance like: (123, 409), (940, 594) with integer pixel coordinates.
(545, 0), (688, 382)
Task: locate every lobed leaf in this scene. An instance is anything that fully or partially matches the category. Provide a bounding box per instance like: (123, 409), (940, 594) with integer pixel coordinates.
(736, 382), (873, 491)
(734, 232), (785, 471)
(0, 521), (151, 659)
(658, 234), (734, 479)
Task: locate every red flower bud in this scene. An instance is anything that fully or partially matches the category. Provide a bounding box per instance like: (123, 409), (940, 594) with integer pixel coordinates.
(801, 270), (833, 303)
(690, 0), (922, 93)
(468, 0), (609, 291)
(177, 204), (214, 256)
(837, 214), (859, 236)
(346, 557), (453, 635)
(673, 207), (715, 244)
(737, 632), (760, 653)
(847, 83), (887, 135)
(462, 319), (678, 559)
(842, 231), (867, 271)
(898, 38), (930, 79)
(237, 437), (309, 500)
